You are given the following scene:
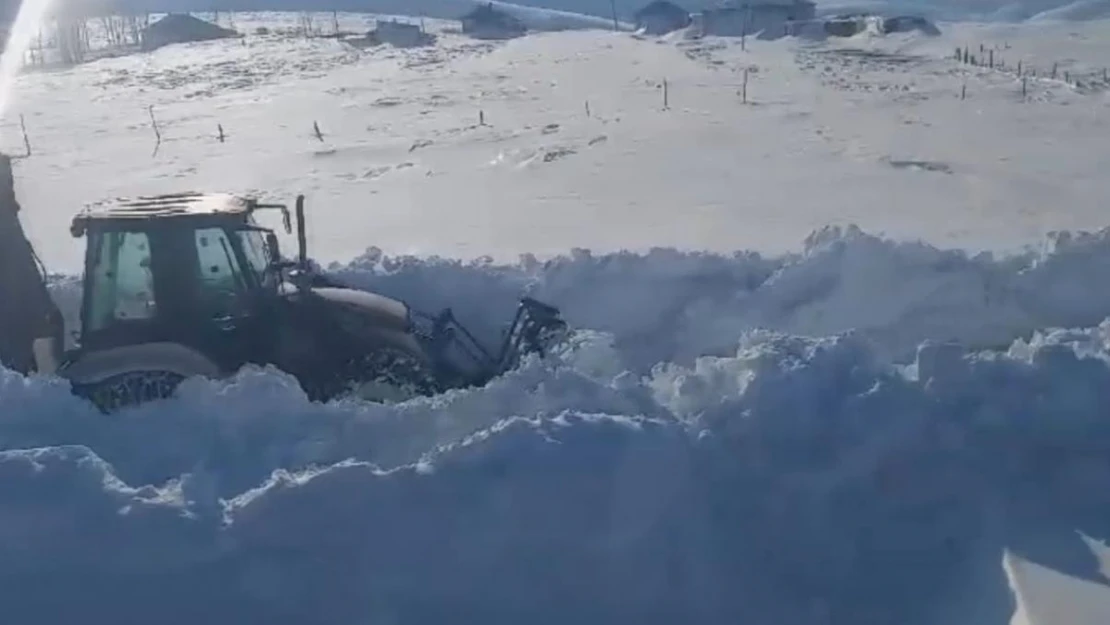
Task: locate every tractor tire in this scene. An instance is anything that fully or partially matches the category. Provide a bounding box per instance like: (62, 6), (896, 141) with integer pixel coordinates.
(74, 370), (186, 413)
(339, 345), (440, 404)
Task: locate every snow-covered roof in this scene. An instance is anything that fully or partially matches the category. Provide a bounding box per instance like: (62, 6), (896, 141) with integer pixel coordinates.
(463, 3), (512, 21)
(635, 1), (691, 19)
(461, 3), (527, 31)
(71, 192), (256, 235)
(142, 13), (238, 41)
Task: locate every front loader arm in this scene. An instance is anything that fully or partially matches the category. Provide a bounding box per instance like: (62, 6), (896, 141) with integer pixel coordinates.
(294, 261), (567, 389)
(410, 297), (567, 388)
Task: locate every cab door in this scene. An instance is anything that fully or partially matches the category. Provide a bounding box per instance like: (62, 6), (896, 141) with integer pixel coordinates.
(189, 226), (271, 369)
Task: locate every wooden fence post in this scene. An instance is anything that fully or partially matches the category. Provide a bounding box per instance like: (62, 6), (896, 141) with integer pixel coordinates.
(148, 105), (161, 157)
(19, 114), (30, 157)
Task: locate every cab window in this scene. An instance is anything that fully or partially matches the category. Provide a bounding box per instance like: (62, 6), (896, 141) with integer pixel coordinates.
(84, 230), (156, 332)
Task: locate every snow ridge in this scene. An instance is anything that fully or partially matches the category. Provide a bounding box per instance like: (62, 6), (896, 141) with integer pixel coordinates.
(3, 224), (1110, 624)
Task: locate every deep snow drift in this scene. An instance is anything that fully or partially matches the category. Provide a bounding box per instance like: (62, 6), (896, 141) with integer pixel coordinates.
(3, 224), (1110, 624)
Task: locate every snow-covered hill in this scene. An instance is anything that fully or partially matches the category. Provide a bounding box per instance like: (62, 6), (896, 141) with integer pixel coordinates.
(815, 0), (1110, 21)
(124, 0), (625, 26)
(1, 11), (1109, 625)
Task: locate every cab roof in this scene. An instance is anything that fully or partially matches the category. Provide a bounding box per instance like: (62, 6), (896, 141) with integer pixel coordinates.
(70, 192), (263, 237)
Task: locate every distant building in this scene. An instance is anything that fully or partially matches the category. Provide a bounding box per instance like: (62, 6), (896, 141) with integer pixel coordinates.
(821, 17), (863, 37)
(634, 1), (691, 35)
(140, 13), (238, 51)
(369, 19), (434, 47)
(693, 0), (816, 37)
(784, 13), (940, 39)
(460, 3), (527, 40)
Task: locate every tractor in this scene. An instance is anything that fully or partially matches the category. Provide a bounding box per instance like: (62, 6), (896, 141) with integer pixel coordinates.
(34, 191), (565, 412)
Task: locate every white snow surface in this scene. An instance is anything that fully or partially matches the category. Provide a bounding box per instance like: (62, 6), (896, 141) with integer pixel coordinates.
(6, 15), (1110, 272)
(1, 13), (1110, 625)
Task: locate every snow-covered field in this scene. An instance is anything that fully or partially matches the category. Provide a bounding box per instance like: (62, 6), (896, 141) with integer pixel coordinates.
(6, 12), (1110, 270)
(2, 8), (1110, 624)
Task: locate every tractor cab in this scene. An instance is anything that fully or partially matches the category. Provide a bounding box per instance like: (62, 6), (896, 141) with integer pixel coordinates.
(66, 192), (298, 370)
(57, 191), (566, 412)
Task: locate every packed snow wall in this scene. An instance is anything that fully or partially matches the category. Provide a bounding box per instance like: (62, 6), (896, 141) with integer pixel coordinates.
(2, 223), (1110, 625)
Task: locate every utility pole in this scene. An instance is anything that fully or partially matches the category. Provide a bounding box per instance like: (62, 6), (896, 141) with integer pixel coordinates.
(610, 0), (619, 31)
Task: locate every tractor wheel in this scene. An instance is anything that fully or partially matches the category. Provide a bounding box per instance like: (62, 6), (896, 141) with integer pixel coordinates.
(75, 370), (186, 413)
(341, 346), (440, 404)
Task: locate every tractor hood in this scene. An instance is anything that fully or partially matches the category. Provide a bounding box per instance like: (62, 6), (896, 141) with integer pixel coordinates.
(309, 286), (411, 332)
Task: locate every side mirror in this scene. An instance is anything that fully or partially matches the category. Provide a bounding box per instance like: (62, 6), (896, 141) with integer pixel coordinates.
(264, 231), (298, 283)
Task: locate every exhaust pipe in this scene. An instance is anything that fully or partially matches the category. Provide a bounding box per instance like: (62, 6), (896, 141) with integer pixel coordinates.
(295, 194), (307, 267)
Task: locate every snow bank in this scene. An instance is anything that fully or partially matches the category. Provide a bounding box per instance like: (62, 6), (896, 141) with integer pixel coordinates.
(320, 224), (1110, 367)
(7, 223), (1110, 624)
(3, 325), (1109, 623)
